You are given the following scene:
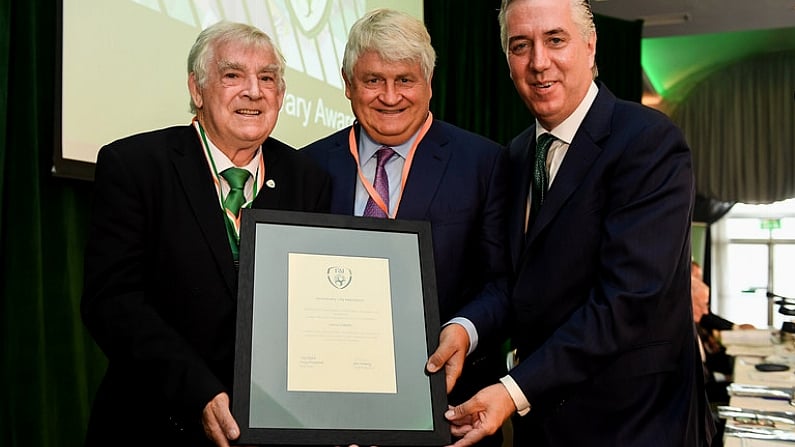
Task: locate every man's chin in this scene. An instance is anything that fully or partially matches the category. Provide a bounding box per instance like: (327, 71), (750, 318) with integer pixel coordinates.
(233, 127), (271, 143)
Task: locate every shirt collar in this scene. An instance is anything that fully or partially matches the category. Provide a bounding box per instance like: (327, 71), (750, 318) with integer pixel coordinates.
(203, 132), (261, 176)
(535, 81), (599, 144)
(357, 124), (418, 164)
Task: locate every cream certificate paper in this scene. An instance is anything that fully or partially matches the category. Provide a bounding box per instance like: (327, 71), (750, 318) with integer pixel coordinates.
(287, 253), (397, 393)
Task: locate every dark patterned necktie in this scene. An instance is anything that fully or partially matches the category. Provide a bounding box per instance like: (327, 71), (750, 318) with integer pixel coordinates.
(530, 133), (556, 225)
(363, 146), (396, 218)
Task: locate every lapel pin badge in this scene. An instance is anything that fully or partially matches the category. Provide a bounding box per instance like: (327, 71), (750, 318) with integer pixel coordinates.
(265, 179), (276, 189)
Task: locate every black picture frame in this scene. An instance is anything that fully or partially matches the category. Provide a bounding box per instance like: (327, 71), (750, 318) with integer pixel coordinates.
(232, 209), (449, 446)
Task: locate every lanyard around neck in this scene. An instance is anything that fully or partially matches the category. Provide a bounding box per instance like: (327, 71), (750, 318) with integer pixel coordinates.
(194, 120), (265, 214)
(348, 112), (433, 219)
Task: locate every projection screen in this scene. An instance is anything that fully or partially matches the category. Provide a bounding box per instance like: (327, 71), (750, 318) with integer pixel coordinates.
(56, 0), (423, 180)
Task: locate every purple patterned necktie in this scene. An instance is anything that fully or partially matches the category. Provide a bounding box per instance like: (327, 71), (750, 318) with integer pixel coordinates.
(363, 146), (396, 218)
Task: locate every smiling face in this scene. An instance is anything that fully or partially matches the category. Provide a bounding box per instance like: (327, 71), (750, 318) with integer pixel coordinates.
(344, 51), (432, 147)
(188, 39), (285, 157)
(504, 0), (595, 130)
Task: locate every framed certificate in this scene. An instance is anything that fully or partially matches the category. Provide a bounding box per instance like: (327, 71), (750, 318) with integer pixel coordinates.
(232, 209), (449, 446)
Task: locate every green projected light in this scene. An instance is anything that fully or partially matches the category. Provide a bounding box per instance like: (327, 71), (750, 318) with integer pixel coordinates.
(642, 27), (795, 102)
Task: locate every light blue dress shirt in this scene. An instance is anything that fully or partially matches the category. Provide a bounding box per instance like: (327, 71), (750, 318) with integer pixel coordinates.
(353, 128), (418, 217)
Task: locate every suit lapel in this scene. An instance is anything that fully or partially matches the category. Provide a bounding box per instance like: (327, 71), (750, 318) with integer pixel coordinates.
(253, 138), (282, 209)
(526, 136), (602, 244)
(170, 127), (237, 295)
(327, 132), (357, 215)
(508, 128), (535, 267)
(396, 121), (451, 219)
(525, 87), (614, 246)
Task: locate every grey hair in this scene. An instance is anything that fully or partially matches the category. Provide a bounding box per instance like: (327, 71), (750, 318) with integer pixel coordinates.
(498, 0), (598, 78)
(187, 21), (286, 113)
(342, 8), (436, 83)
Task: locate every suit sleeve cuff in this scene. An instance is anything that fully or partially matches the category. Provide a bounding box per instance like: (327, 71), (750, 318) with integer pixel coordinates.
(499, 375), (531, 416)
(447, 317), (477, 356)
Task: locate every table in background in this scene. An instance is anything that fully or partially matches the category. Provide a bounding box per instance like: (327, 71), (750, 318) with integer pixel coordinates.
(722, 329), (795, 446)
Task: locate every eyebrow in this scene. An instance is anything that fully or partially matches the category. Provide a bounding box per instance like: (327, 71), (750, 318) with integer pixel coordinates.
(509, 27), (569, 42)
(260, 63), (280, 74)
(217, 60), (245, 71)
(545, 27), (568, 36)
(217, 60), (280, 75)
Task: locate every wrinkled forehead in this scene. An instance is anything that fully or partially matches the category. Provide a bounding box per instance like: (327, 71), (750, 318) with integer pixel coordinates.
(215, 58), (280, 76)
(212, 39), (278, 63)
(506, 0), (593, 42)
(211, 49), (278, 80)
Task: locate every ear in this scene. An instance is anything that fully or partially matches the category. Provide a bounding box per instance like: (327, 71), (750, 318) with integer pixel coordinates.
(342, 69), (352, 100)
(586, 33), (597, 71)
(188, 73), (203, 109)
(275, 88), (285, 111)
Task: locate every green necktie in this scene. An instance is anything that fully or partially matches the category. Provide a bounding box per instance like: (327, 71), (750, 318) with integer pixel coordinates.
(530, 133), (556, 225)
(221, 167), (250, 260)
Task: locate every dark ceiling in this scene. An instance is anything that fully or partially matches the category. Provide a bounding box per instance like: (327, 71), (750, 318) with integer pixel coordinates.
(590, 0), (795, 38)
(589, 0), (795, 103)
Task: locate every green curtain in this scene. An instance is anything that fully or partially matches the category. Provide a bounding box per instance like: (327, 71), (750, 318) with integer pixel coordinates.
(0, 1), (640, 445)
(593, 14), (643, 103)
(425, 0), (530, 144)
(672, 50), (795, 204)
(1, 1), (106, 446)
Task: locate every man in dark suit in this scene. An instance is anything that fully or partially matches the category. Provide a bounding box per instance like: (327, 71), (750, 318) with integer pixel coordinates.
(427, 0), (715, 445)
(81, 22), (330, 447)
(302, 9), (510, 446)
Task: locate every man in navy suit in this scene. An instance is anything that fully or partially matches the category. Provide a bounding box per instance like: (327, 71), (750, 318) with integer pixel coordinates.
(302, 9), (510, 446)
(81, 22), (329, 447)
(427, 0), (715, 445)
